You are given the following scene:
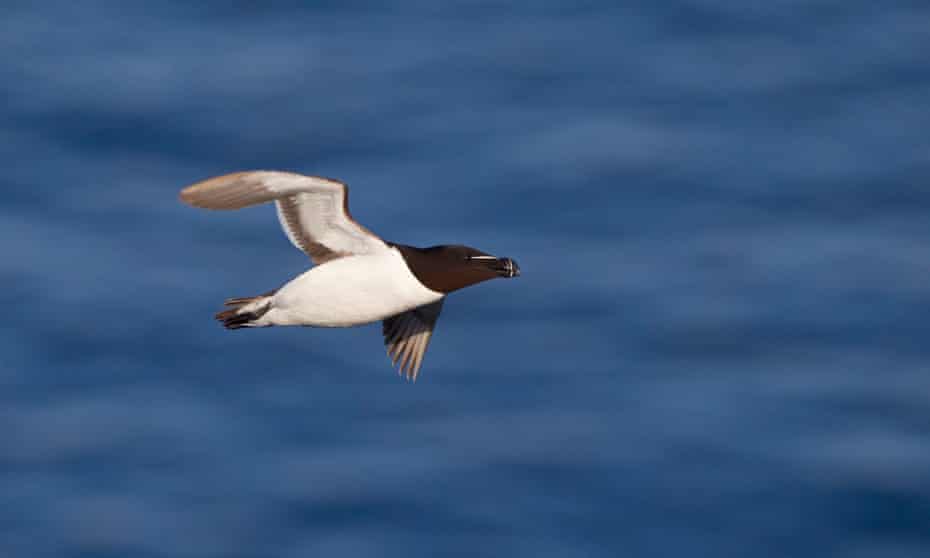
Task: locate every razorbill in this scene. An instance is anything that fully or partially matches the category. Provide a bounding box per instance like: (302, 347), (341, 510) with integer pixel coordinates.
(180, 171), (520, 380)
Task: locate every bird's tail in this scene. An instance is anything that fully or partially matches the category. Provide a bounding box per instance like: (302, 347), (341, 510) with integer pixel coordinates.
(214, 290), (276, 329)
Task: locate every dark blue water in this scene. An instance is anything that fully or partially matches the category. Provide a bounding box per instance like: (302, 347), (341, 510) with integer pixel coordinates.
(3, 2), (930, 556)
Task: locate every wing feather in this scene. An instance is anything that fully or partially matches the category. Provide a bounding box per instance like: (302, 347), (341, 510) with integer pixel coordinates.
(180, 171), (384, 264)
(382, 299), (445, 381)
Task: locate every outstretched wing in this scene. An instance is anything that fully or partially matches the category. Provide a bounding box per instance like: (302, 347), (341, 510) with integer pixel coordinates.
(180, 171), (385, 264)
(382, 299), (445, 381)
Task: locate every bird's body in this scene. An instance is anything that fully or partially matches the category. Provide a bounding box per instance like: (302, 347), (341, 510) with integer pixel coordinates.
(180, 170), (519, 380)
(247, 248), (443, 328)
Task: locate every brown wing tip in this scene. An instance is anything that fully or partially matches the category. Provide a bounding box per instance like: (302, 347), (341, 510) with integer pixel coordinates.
(177, 171), (257, 208)
(178, 178), (218, 208)
(385, 343), (419, 382)
(178, 185), (198, 207)
(399, 346), (423, 382)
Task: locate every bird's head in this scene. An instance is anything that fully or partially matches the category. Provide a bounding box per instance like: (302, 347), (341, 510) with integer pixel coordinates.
(395, 244), (520, 293)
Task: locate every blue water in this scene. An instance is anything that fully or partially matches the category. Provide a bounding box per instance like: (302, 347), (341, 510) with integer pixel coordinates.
(3, 2), (930, 556)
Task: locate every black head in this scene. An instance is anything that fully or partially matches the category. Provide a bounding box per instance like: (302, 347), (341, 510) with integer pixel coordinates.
(393, 244), (520, 294)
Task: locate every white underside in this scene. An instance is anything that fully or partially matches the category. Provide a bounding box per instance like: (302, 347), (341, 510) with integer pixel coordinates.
(250, 246), (444, 327)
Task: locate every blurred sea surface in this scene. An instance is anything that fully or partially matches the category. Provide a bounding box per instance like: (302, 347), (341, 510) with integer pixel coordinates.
(2, 2), (929, 557)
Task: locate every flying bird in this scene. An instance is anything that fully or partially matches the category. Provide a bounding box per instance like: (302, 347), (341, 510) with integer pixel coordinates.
(179, 171), (520, 380)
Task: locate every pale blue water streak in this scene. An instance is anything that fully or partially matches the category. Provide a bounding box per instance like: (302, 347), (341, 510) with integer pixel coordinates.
(2, 2), (930, 557)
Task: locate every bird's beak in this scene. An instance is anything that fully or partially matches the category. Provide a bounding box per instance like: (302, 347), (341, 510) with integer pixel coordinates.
(494, 257), (520, 278)
(469, 254), (521, 278)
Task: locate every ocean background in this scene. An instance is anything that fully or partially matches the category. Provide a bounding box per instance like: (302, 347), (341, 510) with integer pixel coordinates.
(3, 2), (929, 556)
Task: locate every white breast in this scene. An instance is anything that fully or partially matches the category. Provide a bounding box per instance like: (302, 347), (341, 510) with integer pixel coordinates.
(258, 247), (444, 327)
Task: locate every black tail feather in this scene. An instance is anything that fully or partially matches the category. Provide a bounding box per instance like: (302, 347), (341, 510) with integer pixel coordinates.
(223, 289), (277, 307)
(214, 293), (273, 329)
